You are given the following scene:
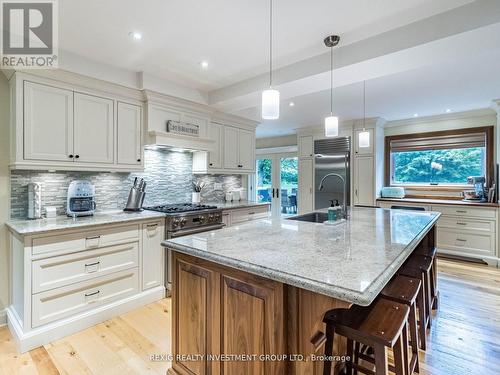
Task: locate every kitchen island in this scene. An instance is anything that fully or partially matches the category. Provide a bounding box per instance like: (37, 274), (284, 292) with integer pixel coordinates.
(162, 207), (440, 375)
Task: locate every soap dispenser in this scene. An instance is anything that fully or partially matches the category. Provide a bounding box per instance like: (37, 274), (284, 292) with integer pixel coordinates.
(328, 200), (337, 221)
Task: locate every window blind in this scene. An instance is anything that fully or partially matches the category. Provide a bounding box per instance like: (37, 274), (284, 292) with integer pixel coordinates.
(390, 132), (486, 152)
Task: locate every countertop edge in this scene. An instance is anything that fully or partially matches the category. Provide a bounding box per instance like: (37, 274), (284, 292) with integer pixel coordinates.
(377, 197), (499, 208)
(162, 213), (440, 306)
(6, 211), (167, 236)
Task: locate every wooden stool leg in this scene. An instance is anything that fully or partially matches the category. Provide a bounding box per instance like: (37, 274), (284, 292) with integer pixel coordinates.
(409, 303), (420, 373)
(373, 344), (388, 375)
(353, 342), (360, 375)
(424, 272), (432, 328)
(431, 257), (439, 310)
(402, 323), (409, 375)
(417, 286), (427, 351)
(392, 335), (406, 375)
(323, 324), (335, 375)
(346, 338), (354, 375)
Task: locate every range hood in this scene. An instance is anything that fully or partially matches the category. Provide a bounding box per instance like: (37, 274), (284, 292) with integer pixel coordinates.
(147, 129), (215, 152)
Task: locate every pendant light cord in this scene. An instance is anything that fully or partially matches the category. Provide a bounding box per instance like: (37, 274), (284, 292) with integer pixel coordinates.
(330, 45), (333, 115)
(363, 80), (366, 130)
(269, 0), (273, 88)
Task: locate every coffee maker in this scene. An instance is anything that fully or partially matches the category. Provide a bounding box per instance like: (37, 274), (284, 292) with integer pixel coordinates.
(67, 180), (96, 217)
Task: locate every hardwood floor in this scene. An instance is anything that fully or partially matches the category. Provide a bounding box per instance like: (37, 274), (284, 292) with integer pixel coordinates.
(0, 259), (498, 375)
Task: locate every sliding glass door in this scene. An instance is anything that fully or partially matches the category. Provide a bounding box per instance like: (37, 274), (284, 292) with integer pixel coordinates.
(255, 153), (298, 217)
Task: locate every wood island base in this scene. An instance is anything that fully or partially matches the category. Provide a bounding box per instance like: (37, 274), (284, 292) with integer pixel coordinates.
(167, 251), (352, 375)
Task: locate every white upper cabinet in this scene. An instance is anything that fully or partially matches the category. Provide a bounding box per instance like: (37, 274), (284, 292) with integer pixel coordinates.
(12, 73), (144, 172)
(238, 128), (254, 170)
(208, 122), (223, 169)
(223, 126), (239, 169)
(24, 81), (74, 162)
(299, 135), (313, 158)
(354, 128), (374, 156)
(73, 93), (114, 164)
(117, 102), (142, 166)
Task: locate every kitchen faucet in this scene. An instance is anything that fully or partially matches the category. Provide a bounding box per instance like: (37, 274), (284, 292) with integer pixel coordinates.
(318, 173), (348, 219)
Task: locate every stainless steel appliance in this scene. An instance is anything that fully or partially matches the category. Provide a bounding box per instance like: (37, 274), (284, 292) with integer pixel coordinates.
(66, 180), (96, 217)
(124, 177), (146, 211)
(27, 182), (42, 219)
(144, 203), (224, 293)
(314, 137), (351, 210)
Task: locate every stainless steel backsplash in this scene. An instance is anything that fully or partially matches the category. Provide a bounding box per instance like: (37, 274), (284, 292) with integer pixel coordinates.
(10, 149), (242, 218)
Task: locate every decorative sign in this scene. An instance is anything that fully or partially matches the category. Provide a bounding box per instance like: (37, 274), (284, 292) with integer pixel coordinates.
(166, 120), (199, 137)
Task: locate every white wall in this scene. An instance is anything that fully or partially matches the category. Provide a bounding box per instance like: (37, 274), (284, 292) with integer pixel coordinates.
(256, 135), (297, 149)
(0, 74), (10, 317)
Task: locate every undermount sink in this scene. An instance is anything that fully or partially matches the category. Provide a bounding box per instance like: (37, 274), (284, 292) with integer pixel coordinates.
(287, 212), (329, 223)
(287, 212), (347, 225)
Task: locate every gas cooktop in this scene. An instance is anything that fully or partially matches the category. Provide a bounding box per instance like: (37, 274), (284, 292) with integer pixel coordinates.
(143, 203), (218, 214)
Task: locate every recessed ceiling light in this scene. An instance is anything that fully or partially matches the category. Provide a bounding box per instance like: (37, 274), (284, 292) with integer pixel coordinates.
(289, 102), (295, 107)
(200, 61), (209, 69)
(413, 113), (419, 117)
(129, 31), (142, 41)
(446, 108), (452, 113)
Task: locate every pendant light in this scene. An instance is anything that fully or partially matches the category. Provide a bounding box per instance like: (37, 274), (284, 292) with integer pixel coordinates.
(358, 80), (370, 148)
(262, 0), (279, 120)
(324, 35), (340, 137)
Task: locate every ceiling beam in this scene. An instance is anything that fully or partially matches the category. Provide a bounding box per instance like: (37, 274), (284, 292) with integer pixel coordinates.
(208, 0), (500, 113)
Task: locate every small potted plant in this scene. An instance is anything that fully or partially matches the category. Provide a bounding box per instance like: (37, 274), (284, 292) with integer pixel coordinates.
(192, 181), (205, 204)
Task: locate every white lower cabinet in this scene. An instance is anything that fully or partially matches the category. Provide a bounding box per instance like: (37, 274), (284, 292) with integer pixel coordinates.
(8, 219), (166, 352)
(377, 200), (498, 266)
(141, 220), (165, 290)
(221, 205), (270, 227)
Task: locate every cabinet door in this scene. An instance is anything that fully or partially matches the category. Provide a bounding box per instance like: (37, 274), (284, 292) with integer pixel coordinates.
(354, 128), (374, 156)
(354, 156), (374, 206)
(299, 135), (313, 158)
(117, 102), (142, 165)
(298, 158), (314, 214)
(208, 122), (223, 169)
(238, 128), (255, 170)
(142, 221), (164, 290)
(73, 93), (114, 164)
(223, 126), (239, 169)
(24, 81), (74, 162)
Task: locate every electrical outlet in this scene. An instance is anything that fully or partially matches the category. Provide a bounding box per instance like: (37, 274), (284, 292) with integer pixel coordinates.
(214, 183), (223, 190)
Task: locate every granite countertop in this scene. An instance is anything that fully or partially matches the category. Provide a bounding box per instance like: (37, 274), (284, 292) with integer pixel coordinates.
(377, 197), (500, 208)
(209, 200), (271, 210)
(6, 210), (167, 236)
(163, 207), (440, 306)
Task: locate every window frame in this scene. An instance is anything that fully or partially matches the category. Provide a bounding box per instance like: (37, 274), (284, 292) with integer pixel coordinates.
(384, 126), (494, 190)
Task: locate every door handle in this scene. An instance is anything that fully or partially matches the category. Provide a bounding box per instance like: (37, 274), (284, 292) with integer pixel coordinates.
(277, 189), (279, 198)
(272, 189), (275, 198)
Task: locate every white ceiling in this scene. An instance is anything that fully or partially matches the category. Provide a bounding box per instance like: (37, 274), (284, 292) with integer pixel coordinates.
(57, 0), (500, 138)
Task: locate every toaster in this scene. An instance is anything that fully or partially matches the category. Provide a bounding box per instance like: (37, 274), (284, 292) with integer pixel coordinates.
(67, 180), (96, 217)
(381, 186), (405, 199)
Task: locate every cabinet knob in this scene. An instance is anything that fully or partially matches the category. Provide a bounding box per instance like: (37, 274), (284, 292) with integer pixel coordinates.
(75, 154), (80, 159)
(69, 154), (74, 158)
(209, 163), (213, 166)
(137, 158), (141, 162)
(238, 165), (243, 168)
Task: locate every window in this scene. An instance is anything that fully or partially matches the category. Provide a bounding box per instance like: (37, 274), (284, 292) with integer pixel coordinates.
(385, 127), (493, 187)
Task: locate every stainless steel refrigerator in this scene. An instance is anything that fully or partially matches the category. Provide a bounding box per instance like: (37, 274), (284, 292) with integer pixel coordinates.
(314, 137), (351, 210)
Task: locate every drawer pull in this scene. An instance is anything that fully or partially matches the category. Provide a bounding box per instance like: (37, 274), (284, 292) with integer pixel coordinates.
(85, 261), (100, 267)
(456, 238), (467, 242)
(146, 223), (158, 228)
(86, 235), (101, 240)
(84, 290), (100, 297)
(248, 212), (255, 215)
(456, 222), (467, 225)
(456, 210), (467, 213)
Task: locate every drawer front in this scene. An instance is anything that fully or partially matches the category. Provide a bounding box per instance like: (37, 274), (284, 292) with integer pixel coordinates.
(437, 228), (495, 256)
(377, 202), (430, 211)
(32, 224), (140, 257)
(431, 205), (497, 219)
(437, 216), (495, 233)
(32, 242), (139, 293)
(247, 206), (270, 220)
(32, 269), (139, 328)
(230, 209), (251, 224)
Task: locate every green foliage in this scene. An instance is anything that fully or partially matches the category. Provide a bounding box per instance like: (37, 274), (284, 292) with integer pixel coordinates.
(257, 158), (298, 186)
(393, 147), (485, 184)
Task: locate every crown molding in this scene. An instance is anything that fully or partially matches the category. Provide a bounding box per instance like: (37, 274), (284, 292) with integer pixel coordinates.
(211, 111), (259, 129)
(385, 108), (496, 128)
(144, 89), (213, 116)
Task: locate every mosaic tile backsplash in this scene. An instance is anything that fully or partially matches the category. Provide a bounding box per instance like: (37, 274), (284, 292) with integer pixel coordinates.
(10, 149), (242, 218)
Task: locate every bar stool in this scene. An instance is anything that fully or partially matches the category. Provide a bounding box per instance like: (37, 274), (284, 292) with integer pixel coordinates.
(323, 298), (409, 375)
(398, 255), (433, 350)
(414, 237), (439, 310)
(380, 275), (421, 374)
